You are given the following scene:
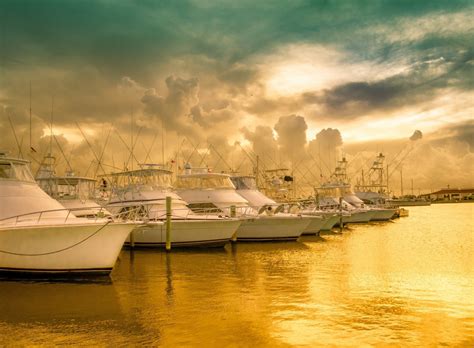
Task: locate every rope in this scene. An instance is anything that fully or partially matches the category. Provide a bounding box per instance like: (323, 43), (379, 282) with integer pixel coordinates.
(0, 221), (111, 256)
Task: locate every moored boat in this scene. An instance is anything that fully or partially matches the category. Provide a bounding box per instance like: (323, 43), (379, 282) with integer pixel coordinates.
(0, 154), (135, 276)
(175, 168), (311, 242)
(103, 164), (241, 248)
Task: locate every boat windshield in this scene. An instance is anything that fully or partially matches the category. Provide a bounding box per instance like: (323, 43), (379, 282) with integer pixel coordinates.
(108, 170), (173, 189)
(38, 178), (96, 200)
(0, 162), (35, 183)
(230, 176), (257, 190)
(176, 175), (235, 189)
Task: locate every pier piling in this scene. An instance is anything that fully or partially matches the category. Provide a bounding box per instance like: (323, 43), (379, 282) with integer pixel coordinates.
(339, 197), (344, 233)
(166, 196), (172, 251)
(230, 205), (237, 242)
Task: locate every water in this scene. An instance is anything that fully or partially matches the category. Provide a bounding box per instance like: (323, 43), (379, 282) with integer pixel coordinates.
(0, 203), (473, 346)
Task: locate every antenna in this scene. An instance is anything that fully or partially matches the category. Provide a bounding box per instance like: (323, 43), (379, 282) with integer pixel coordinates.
(29, 81), (32, 151)
(7, 114), (23, 158)
(49, 95), (54, 156)
(161, 118), (165, 164)
(130, 110), (133, 171)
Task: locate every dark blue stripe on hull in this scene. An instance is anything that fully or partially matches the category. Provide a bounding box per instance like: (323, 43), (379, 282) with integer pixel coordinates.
(125, 238), (230, 248)
(235, 236), (300, 242)
(0, 267), (112, 277)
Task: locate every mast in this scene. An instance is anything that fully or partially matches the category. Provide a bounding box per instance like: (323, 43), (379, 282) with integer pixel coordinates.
(130, 110), (133, 171)
(50, 95), (54, 156)
(255, 155), (260, 188)
(161, 118), (165, 165)
(29, 81), (32, 152)
(400, 166), (404, 196)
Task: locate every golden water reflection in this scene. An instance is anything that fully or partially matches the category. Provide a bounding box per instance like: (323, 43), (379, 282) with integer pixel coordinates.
(0, 203), (472, 346)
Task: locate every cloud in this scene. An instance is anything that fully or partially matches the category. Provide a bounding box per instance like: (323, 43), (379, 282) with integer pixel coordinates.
(141, 76), (200, 137)
(410, 130), (423, 141)
(430, 119), (474, 151)
(274, 114), (308, 162)
(241, 125), (277, 154)
(308, 128), (343, 176)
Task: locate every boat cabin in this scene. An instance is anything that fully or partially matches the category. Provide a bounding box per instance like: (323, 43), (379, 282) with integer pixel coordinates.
(175, 172), (236, 190)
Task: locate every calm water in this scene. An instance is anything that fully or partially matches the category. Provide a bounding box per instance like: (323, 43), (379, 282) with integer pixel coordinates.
(0, 203), (473, 346)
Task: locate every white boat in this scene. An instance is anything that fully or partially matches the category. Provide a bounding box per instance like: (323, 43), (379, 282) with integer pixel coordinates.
(316, 187), (373, 224)
(354, 153), (398, 221)
(175, 168), (311, 242)
(104, 165), (241, 248)
(353, 191), (397, 221)
(36, 155), (110, 218)
(230, 175), (328, 235)
(0, 154), (136, 275)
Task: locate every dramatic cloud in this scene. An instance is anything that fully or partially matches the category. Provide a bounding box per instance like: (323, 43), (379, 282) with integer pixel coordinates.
(141, 76), (200, 137)
(241, 125), (278, 167)
(0, 0), (472, 190)
(308, 128), (343, 177)
(274, 115), (308, 163)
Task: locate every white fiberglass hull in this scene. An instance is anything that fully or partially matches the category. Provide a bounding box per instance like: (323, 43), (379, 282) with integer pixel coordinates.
(301, 215), (326, 235)
(320, 214), (340, 231)
(370, 208), (397, 221)
(236, 215), (311, 242)
(0, 221), (134, 275)
(125, 219), (241, 248)
(343, 210), (376, 223)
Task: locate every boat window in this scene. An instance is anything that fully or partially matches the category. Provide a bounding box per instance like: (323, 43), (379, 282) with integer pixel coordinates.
(230, 177), (257, 190)
(0, 164), (11, 179)
(0, 162), (35, 182)
(187, 203), (223, 214)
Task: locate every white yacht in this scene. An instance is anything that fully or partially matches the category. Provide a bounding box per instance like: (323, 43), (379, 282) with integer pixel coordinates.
(103, 165), (241, 248)
(175, 168), (311, 242)
(318, 183), (376, 223)
(0, 154), (136, 275)
(230, 175), (329, 235)
(36, 155), (110, 218)
(354, 154), (397, 221)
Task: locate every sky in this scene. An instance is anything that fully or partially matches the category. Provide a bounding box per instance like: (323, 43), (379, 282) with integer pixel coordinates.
(0, 0), (473, 193)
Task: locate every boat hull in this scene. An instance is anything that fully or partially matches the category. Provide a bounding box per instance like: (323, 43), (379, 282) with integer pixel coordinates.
(236, 216), (311, 242)
(370, 208), (397, 221)
(343, 210), (376, 223)
(125, 219), (241, 248)
(301, 215), (326, 235)
(320, 214), (340, 231)
(0, 222), (134, 275)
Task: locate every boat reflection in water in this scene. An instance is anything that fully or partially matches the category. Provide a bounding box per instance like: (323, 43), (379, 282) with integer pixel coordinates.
(0, 204), (472, 346)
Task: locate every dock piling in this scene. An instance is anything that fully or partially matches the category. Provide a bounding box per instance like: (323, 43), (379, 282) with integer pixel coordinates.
(339, 197), (344, 233)
(230, 205), (237, 242)
(166, 196), (172, 251)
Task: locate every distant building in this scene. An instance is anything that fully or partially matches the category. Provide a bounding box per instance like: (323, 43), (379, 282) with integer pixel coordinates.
(421, 188), (474, 201)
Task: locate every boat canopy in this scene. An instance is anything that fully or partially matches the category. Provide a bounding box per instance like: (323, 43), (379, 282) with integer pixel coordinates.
(230, 176), (257, 190)
(0, 157), (35, 183)
(103, 168), (173, 189)
(176, 173), (235, 190)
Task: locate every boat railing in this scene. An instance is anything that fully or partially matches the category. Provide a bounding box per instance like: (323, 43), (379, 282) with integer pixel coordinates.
(178, 204), (287, 219)
(0, 205), (147, 227)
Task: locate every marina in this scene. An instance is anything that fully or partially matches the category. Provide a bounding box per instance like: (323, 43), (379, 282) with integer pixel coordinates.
(0, 203), (472, 346)
(1, 1), (473, 345)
